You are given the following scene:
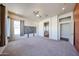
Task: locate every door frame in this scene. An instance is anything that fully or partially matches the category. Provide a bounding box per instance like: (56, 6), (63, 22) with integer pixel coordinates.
(59, 16), (74, 45)
(44, 22), (49, 38)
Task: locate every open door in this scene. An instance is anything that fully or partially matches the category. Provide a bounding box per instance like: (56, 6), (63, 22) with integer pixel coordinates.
(0, 4), (6, 46)
(44, 22), (49, 37)
(74, 4), (79, 51)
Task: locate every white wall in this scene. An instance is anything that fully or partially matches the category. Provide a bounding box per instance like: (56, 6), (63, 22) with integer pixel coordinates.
(38, 21), (44, 36)
(24, 19), (37, 26)
(50, 16), (58, 40)
(37, 11), (74, 45)
(38, 18), (50, 37)
(37, 16), (58, 40)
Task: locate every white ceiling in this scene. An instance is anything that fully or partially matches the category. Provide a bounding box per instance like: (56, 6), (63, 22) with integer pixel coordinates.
(4, 3), (75, 21)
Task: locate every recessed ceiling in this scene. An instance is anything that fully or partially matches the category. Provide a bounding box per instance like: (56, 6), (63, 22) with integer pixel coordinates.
(4, 3), (75, 21)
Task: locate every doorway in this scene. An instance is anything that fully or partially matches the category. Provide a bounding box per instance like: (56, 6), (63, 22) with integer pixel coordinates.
(60, 23), (72, 41)
(59, 16), (74, 45)
(44, 22), (49, 37)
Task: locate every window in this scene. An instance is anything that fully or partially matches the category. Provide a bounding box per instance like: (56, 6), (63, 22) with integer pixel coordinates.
(6, 16), (10, 37)
(59, 16), (71, 22)
(14, 20), (20, 35)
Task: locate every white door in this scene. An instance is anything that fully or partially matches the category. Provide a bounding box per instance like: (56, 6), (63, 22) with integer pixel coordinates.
(60, 23), (72, 41)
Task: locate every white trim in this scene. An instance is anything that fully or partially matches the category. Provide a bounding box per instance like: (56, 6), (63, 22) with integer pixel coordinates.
(59, 21), (71, 24)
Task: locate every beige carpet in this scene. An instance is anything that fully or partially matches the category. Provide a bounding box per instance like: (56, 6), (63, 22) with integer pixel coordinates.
(1, 36), (78, 56)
